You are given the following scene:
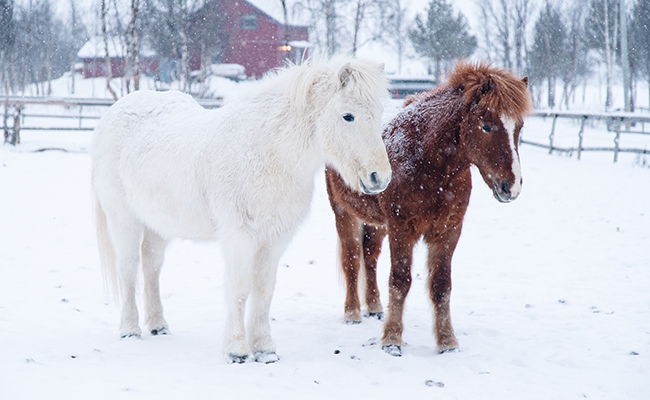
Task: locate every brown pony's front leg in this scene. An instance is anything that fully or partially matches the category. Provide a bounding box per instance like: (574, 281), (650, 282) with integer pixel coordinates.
(425, 226), (462, 353)
(332, 205), (364, 323)
(382, 230), (417, 356)
(362, 224), (387, 319)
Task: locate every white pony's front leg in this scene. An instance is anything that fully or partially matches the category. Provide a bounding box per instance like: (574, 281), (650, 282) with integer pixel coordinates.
(221, 233), (255, 363)
(247, 241), (287, 364)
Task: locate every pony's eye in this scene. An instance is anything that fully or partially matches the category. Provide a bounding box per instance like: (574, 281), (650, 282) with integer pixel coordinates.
(482, 124), (492, 132)
(343, 113), (355, 122)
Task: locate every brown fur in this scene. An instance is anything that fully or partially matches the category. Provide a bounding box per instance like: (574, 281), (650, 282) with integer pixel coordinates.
(326, 62), (531, 355)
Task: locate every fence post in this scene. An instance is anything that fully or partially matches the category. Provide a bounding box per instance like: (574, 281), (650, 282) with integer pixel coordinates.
(3, 90), (8, 144)
(549, 114), (557, 154)
(13, 105), (22, 144)
(577, 116), (586, 160)
(614, 117), (622, 163)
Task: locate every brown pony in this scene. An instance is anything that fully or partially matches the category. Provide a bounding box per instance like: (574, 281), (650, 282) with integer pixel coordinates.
(325, 61), (532, 356)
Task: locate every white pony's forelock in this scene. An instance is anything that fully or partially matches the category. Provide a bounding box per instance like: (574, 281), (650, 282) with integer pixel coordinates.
(265, 56), (388, 113)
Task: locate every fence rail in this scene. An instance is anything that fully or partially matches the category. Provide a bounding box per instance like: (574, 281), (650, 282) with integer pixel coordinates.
(2, 95), (223, 143)
(525, 110), (650, 162)
(4, 97), (650, 163)
(3, 95), (223, 108)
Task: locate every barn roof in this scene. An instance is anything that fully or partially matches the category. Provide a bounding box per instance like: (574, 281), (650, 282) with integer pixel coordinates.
(77, 36), (156, 59)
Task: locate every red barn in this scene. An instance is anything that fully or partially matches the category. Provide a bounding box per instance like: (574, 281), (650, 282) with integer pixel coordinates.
(77, 36), (158, 79)
(191, 0), (310, 78)
(78, 0), (309, 80)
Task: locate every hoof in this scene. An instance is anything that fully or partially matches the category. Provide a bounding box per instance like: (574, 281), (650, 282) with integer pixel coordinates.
(150, 327), (171, 336)
(382, 344), (402, 357)
(120, 333), (141, 339)
(364, 311), (384, 320)
(439, 346), (459, 354)
(254, 351), (279, 364)
(227, 354), (249, 364)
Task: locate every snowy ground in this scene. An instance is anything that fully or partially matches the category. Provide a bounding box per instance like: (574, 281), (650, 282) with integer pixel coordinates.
(1, 103), (649, 399)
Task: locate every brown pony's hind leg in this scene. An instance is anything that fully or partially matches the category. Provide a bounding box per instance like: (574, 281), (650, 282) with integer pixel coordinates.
(425, 227), (462, 353)
(332, 205), (364, 324)
(362, 224), (386, 319)
(381, 230), (418, 356)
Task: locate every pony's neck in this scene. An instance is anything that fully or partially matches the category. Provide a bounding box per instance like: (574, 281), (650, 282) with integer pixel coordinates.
(415, 91), (470, 175)
(223, 83), (325, 179)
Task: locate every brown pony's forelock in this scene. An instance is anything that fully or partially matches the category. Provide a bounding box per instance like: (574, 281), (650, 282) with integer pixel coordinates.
(405, 61), (532, 122)
(448, 60), (532, 122)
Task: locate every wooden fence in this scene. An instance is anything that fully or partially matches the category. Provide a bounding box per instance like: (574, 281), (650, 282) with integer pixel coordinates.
(524, 110), (650, 162)
(4, 97), (650, 163)
(2, 96), (223, 144)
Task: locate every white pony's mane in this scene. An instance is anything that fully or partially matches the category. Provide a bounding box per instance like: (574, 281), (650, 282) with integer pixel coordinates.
(243, 56), (388, 113)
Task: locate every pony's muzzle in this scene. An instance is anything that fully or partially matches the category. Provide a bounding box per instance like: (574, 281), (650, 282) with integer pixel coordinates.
(359, 170), (391, 194)
(493, 179), (518, 203)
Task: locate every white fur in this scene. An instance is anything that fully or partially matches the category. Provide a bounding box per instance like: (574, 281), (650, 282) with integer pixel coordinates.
(90, 57), (391, 361)
(503, 118), (522, 198)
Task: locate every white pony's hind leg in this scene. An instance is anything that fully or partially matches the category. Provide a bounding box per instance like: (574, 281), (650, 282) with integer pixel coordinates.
(142, 228), (170, 335)
(221, 233), (255, 363)
(106, 210), (144, 338)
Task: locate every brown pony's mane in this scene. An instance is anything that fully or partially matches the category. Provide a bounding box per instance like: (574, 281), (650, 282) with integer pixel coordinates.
(405, 60), (532, 122)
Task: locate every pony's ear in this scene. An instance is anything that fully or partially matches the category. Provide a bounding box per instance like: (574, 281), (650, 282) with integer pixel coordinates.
(522, 76), (529, 88)
(481, 75), (495, 95)
(339, 63), (353, 88)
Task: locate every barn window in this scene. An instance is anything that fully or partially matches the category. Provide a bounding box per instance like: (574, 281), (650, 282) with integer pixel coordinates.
(240, 14), (258, 30)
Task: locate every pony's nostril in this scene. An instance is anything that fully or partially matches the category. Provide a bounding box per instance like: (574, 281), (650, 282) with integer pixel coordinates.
(370, 171), (379, 185)
(501, 180), (510, 194)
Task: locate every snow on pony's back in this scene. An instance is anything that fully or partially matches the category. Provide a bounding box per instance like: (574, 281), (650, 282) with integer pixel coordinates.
(90, 56), (391, 363)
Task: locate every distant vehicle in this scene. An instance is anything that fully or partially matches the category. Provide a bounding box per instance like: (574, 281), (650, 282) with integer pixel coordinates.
(190, 63), (247, 82)
(210, 63), (247, 81)
(387, 76), (436, 99)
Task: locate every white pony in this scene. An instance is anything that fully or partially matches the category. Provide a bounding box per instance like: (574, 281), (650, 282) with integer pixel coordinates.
(91, 57), (392, 364)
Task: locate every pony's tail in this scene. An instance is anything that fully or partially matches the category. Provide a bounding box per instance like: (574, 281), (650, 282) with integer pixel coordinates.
(93, 190), (118, 303)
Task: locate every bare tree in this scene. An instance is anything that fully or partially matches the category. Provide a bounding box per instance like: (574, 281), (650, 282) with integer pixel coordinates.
(348, 0), (383, 56)
(1, 0), (16, 95)
(632, 0), (650, 107)
(475, 0), (511, 67)
(586, 0), (619, 110)
(124, 0), (140, 93)
(101, 0), (118, 100)
(557, 3), (591, 109)
(476, 0), (532, 74)
(529, 1), (566, 109)
(178, 0), (190, 92)
(1, 0), (15, 144)
(512, 0), (531, 75)
(298, 0), (342, 56)
(619, 0), (630, 113)
(380, 0), (408, 73)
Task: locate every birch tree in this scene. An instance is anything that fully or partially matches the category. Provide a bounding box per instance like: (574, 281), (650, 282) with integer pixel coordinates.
(632, 0), (650, 107)
(381, 0), (408, 74)
(124, 0), (140, 93)
(529, 1), (566, 109)
(101, 0), (118, 100)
